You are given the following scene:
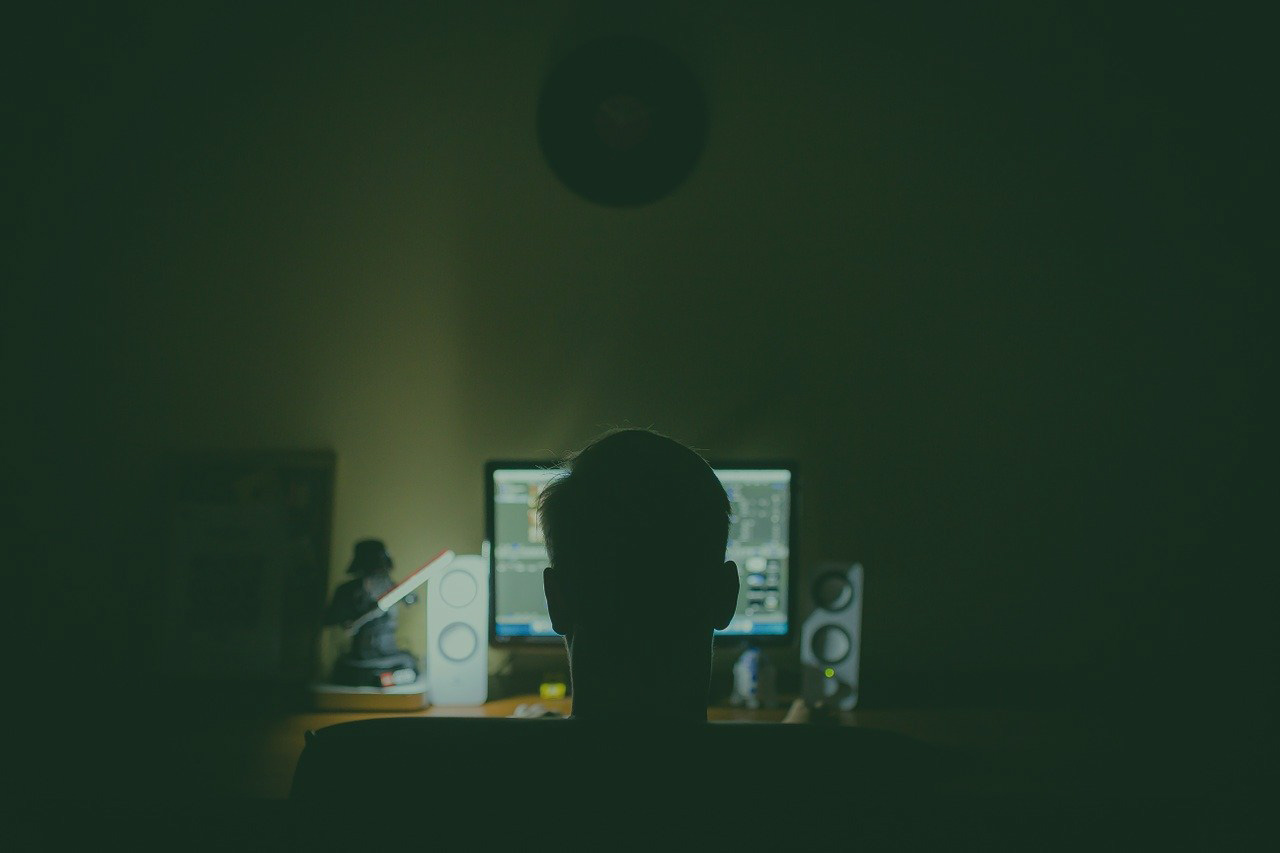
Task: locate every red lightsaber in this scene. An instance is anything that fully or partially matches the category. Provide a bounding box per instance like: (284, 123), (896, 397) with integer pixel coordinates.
(345, 548), (456, 636)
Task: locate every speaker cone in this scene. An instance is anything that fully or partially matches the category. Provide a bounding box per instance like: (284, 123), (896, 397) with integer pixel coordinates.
(439, 622), (478, 662)
(440, 569), (478, 608)
(812, 572), (854, 611)
(811, 625), (852, 664)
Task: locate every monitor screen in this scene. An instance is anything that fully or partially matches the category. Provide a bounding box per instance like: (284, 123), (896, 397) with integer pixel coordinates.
(486, 461), (795, 645)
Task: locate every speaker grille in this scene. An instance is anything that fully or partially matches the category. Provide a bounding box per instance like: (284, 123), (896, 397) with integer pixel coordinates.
(813, 572), (854, 611)
(811, 625), (852, 664)
(439, 623), (478, 662)
(440, 570), (478, 608)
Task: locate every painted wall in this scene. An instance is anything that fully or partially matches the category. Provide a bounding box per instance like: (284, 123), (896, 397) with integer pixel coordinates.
(10, 2), (1268, 704)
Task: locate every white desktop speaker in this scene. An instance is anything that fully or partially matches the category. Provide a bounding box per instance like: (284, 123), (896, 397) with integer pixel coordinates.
(425, 553), (489, 706)
(800, 562), (864, 710)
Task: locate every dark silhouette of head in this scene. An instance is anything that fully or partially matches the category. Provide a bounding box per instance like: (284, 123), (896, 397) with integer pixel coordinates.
(539, 429), (739, 721)
(348, 539), (392, 576)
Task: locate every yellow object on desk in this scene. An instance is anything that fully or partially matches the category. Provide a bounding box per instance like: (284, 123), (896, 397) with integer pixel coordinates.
(539, 681), (567, 700)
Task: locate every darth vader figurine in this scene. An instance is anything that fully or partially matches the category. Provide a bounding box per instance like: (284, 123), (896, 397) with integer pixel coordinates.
(324, 539), (420, 688)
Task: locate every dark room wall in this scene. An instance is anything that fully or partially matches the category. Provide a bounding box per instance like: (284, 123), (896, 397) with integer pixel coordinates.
(9, 2), (1270, 707)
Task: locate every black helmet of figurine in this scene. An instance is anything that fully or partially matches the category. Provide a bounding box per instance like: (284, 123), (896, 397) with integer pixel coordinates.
(347, 538), (393, 575)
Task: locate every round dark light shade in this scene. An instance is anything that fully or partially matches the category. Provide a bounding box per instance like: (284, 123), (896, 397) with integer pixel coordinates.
(537, 36), (708, 206)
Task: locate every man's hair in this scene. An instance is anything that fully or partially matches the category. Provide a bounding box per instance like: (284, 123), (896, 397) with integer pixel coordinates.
(538, 429), (730, 627)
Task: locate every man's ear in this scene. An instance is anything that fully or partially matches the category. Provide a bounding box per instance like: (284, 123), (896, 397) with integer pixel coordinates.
(710, 560), (740, 630)
(543, 566), (572, 635)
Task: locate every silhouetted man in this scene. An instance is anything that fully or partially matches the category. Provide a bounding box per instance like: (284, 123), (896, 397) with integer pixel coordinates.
(539, 428), (740, 722)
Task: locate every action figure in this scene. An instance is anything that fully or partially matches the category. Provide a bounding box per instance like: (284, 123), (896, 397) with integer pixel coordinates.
(324, 539), (420, 688)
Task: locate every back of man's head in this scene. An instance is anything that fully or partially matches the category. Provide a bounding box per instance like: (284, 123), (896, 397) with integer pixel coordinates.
(539, 429), (730, 636)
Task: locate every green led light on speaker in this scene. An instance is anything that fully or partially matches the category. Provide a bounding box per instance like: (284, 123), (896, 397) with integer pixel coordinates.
(824, 667), (835, 678)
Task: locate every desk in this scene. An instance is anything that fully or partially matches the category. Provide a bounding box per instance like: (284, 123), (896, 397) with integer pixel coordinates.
(238, 696), (1110, 798)
(245, 694), (797, 797)
(64, 694), (1269, 798)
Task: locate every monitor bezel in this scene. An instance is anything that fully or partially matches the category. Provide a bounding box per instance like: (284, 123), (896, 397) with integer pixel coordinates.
(485, 458), (799, 648)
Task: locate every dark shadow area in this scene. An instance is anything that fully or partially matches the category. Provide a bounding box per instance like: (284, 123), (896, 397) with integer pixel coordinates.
(6, 3), (1274, 837)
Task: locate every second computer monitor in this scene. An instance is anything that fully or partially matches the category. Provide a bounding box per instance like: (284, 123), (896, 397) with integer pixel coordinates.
(486, 461), (795, 645)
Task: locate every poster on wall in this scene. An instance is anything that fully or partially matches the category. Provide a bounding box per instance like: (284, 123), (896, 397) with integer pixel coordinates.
(159, 451), (335, 684)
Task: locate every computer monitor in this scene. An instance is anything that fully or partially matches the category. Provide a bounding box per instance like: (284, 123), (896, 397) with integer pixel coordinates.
(486, 460), (796, 646)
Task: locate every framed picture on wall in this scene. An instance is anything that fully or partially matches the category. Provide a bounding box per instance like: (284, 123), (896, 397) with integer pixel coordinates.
(158, 450), (335, 685)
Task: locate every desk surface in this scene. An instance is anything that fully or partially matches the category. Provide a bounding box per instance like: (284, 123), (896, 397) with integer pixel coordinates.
(238, 695), (1102, 798)
(246, 694), (795, 797)
(71, 693), (1268, 799)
